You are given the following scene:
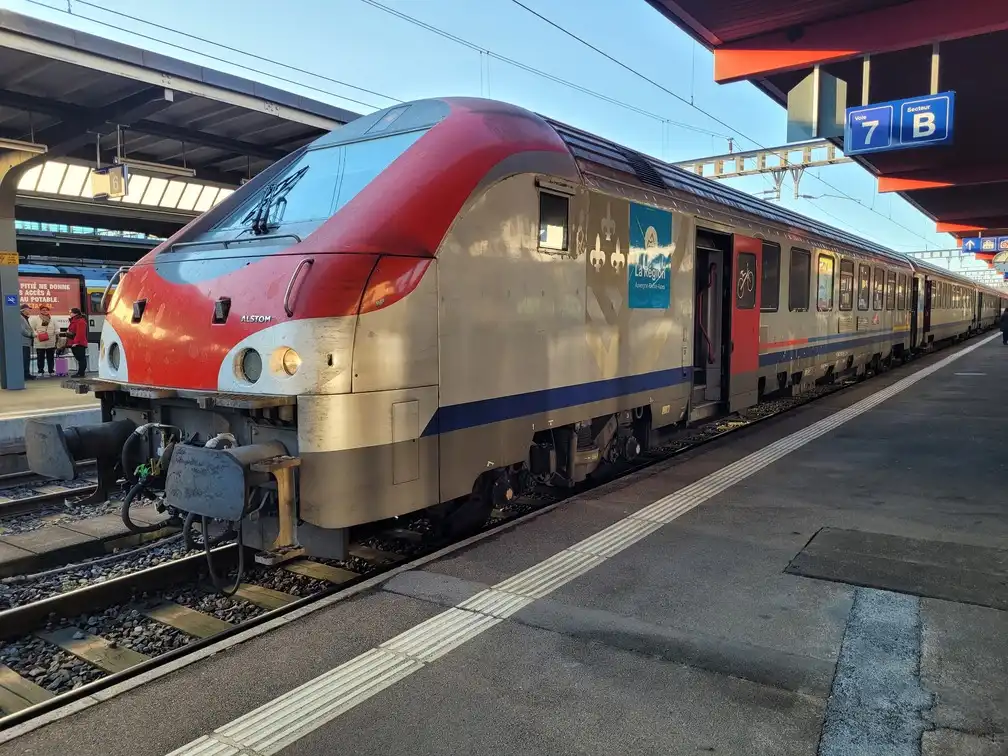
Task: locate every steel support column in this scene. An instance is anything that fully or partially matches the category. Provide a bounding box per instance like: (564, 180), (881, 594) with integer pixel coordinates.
(0, 150), (44, 390)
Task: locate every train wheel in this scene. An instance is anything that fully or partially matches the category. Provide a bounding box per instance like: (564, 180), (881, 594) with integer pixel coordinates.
(427, 472), (503, 542)
(430, 495), (493, 542)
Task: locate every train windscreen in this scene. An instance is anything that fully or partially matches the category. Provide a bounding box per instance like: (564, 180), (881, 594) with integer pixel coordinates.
(212, 128), (428, 234)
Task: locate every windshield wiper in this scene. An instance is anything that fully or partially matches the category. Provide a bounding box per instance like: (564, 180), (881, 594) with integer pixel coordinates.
(242, 165), (310, 235)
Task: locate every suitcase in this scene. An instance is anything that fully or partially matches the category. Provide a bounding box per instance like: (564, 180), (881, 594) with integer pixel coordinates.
(55, 356), (69, 377)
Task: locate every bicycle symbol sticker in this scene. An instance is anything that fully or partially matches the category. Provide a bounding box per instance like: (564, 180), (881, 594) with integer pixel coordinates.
(737, 266), (754, 299)
(736, 253), (756, 309)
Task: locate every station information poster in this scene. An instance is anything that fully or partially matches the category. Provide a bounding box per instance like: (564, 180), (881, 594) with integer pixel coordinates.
(18, 274), (85, 330)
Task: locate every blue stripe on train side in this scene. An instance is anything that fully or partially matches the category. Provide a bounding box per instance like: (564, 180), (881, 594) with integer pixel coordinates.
(759, 331), (904, 366)
(427, 318), (980, 436)
(424, 366), (693, 436)
(759, 318), (977, 367)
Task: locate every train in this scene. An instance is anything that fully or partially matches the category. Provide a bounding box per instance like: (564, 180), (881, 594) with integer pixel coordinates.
(23, 97), (1006, 586)
(18, 263), (118, 342)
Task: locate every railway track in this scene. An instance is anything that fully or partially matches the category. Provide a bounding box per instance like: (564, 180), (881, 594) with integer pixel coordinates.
(0, 335), (987, 731)
(0, 462), (99, 520)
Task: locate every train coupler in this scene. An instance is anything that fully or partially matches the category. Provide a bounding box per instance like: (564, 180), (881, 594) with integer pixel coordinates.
(164, 440), (289, 521)
(24, 418), (138, 505)
(250, 455), (304, 566)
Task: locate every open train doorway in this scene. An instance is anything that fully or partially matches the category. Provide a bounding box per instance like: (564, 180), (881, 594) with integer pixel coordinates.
(693, 229), (732, 417)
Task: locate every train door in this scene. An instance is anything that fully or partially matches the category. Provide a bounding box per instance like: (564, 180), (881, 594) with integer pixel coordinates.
(910, 275), (920, 347)
(729, 235), (761, 411)
(693, 230), (731, 405)
(923, 278), (933, 333)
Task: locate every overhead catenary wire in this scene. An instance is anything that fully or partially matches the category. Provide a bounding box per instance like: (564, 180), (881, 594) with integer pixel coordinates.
(504, 0), (936, 247)
(33, 0), (933, 246)
(24, 0), (397, 111)
(29, 0), (730, 143)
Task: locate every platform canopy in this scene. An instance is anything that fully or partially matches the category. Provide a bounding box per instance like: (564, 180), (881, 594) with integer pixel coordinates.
(646, 0), (1008, 243)
(0, 8), (360, 236)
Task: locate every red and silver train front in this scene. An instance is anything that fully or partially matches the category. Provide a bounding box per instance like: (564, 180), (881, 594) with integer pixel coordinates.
(22, 98), (523, 573)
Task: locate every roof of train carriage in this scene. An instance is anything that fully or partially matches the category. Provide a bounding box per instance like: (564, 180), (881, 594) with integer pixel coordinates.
(541, 116), (910, 262)
(538, 112), (1004, 295)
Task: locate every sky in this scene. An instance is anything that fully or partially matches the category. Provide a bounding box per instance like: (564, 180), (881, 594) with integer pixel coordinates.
(4, 0), (958, 253)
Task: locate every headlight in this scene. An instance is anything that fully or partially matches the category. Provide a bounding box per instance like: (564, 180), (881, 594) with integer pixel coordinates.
(281, 348), (301, 376)
(108, 342), (121, 371)
(241, 349), (263, 383)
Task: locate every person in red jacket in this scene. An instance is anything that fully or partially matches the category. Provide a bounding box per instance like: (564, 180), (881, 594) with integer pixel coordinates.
(66, 308), (89, 377)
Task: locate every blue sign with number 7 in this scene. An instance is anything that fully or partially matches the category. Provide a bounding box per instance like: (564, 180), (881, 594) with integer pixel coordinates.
(846, 105), (894, 154)
(844, 92), (955, 156)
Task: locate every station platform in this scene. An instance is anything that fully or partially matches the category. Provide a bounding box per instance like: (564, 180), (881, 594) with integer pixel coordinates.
(0, 379), (99, 446)
(1, 334), (1005, 756)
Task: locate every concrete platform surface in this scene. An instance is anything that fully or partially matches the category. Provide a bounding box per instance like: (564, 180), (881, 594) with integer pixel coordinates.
(0, 379), (99, 444)
(0, 335), (1005, 756)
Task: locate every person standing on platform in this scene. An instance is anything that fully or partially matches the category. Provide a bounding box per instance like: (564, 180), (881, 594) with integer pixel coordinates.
(66, 307), (89, 377)
(19, 304), (34, 380)
(1001, 308), (1008, 345)
(29, 305), (57, 376)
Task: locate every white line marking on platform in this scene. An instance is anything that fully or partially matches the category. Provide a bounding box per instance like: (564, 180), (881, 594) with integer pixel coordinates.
(953, 372), (986, 376)
(159, 333), (998, 756)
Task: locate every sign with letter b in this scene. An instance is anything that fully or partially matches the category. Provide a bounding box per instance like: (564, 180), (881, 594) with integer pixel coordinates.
(844, 92), (955, 156)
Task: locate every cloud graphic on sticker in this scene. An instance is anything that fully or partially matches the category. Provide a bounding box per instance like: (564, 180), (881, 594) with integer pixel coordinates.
(610, 238), (625, 271)
(590, 234), (606, 271)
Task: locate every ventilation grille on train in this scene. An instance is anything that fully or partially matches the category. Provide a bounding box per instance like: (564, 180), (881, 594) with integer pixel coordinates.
(617, 146), (667, 192)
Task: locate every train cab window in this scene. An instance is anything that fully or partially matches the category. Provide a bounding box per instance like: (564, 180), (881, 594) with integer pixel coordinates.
(538, 191), (569, 251)
(872, 267), (884, 310)
(885, 271), (896, 310)
(897, 273), (907, 310)
(839, 260), (854, 311)
(857, 264), (870, 311)
(788, 247), (811, 311)
(760, 242), (780, 312)
(816, 254), (835, 312)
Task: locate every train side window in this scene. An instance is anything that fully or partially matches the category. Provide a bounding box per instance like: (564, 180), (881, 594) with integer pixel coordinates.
(816, 254), (835, 312)
(872, 267), (884, 310)
(857, 264), (870, 311)
(760, 242), (780, 312)
(788, 247), (811, 311)
(538, 191), (569, 251)
(897, 273), (906, 310)
(885, 271), (896, 310)
(89, 291), (105, 315)
(839, 260), (854, 311)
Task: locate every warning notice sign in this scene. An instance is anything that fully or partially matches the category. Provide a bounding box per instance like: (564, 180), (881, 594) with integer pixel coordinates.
(18, 275), (84, 321)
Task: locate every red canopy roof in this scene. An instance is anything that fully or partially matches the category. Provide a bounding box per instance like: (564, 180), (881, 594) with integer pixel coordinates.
(647, 0), (1008, 240)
